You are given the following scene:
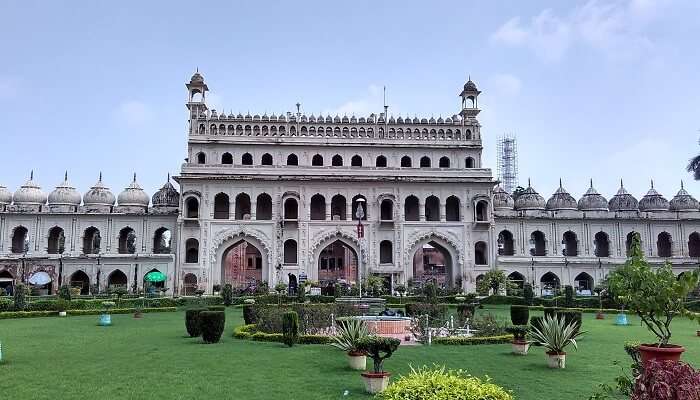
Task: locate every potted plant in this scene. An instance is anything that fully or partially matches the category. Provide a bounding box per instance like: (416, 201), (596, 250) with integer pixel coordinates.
(356, 336), (400, 394)
(99, 301), (115, 326)
(506, 325), (529, 355)
(134, 305), (143, 319)
(56, 299), (69, 317)
(593, 285), (605, 319)
(608, 232), (699, 364)
(331, 318), (370, 370)
(529, 315), (584, 369)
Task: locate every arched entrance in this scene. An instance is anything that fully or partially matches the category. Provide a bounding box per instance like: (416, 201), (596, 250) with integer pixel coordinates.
(0, 270), (14, 296)
(540, 272), (560, 296)
(183, 273), (197, 295)
(574, 272), (594, 295)
(222, 240), (263, 290)
(144, 268), (165, 295)
(318, 240), (358, 286)
(107, 269), (128, 291)
(70, 270), (90, 295)
(412, 241), (453, 289)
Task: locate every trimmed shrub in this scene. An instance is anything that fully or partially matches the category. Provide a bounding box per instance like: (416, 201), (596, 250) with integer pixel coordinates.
(252, 303), (360, 334)
(564, 285), (574, 307)
(58, 284), (72, 301)
(242, 304), (257, 325)
(221, 284), (234, 306)
(200, 311), (225, 343)
(531, 316), (544, 332)
(506, 325), (528, 341)
(282, 311), (299, 347)
(523, 283), (534, 305)
(378, 366), (513, 400)
(233, 324), (334, 345)
(405, 303), (448, 320)
(480, 295), (526, 305)
(632, 360), (700, 400)
(208, 305), (226, 312)
(14, 283), (27, 311)
(0, 307), (176, 320)
(433, 335), (514, 346)
(510, 305), (529, 325)
(555, 309), (582, 331)
(185, 308), (207, 337)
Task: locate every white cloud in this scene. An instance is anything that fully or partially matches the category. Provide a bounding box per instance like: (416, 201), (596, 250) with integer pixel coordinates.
(489, 74), (522, 98)
(115, 101), (153, 125)
(491, 0), (667, 62)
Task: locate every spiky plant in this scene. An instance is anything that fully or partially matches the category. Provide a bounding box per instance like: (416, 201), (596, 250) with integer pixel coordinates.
(331, 318), (370, 354)
(529, 315), (584, 354)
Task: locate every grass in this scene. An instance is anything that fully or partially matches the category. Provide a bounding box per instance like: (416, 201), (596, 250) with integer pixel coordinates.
(0, 305), (699, 399)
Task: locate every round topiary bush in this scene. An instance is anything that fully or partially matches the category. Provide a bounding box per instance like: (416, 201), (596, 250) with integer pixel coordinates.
(555, 310), (582, 331)
(199, 311), (225, 343)
(510, 305), (529, 325)
(243, 304), (257, 325)
(282, 311), (299, 347)
(185, 308), (207, 337)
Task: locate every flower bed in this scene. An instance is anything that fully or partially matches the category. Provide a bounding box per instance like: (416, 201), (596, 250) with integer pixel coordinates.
(0, 307), (177, 319)
(432, 334), (514, 345)
(233, 324), (334, 345)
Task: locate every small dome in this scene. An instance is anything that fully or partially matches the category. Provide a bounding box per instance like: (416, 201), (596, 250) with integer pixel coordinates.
(342, 115), (349, 123)
(514, 180), (545, 210)
(546, 180), (577, 210)
(608, 180), (639, 211)
(189, 71), (205, 85)
(117, 174), (150, 207)
(83, 173), (116, 206)
(437, 116), (444, 123)
(578, 180), (608, 211)
(445, 117), (452, 123)
(396, 116), (403, 123)
(350, 116), (357, 123)
(48, 172), (81, 206)
(429, 117), (436, 124)
(464, 79), (478, 92)
(420, 118), (428, 124)
(669, 182), (699, 211)
(13, 171), (47, 205)
(388, 116), (395, 124)
(152, 174), (180, 208)
(412, 117), (420, 124)
(326, 115), (333, 123)
(358, 117), (366, 123)
(493, 184), (514, 210)
(0, 184), (12, 204)
(639, 180), (669, 211)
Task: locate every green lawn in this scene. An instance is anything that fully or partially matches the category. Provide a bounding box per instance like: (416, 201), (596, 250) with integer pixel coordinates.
(0, 306), (698, 399)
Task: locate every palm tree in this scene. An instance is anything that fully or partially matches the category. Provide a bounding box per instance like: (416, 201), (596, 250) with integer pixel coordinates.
(688, 138), (700, 180)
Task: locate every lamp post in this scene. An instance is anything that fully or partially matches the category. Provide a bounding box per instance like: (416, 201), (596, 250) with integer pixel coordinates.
(355, 198), (366, 298)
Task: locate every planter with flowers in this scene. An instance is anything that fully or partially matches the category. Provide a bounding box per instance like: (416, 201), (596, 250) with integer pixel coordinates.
(331, 318), (370, 370)
(356, 336), (400, 394)
(608, 232), (699, 365)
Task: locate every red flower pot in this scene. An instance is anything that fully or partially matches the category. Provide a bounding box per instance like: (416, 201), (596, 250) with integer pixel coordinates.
(595, 312), (605, 320)
(638, 344), (685, 365)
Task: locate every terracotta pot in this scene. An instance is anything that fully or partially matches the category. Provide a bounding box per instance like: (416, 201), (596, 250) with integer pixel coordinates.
(639, 344), (685, 365)
(696, 330), (700, 337)
(595, 312), (605, 320)
(511, 340), (529, 356)
(361, 372), (391, 394)
(347, 352), (366, 370)
(546, 351), (566, 369)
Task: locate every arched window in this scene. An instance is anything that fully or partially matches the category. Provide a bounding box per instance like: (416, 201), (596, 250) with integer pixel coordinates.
(11, 226), (28, 254)
(221, 152), (233, 164)
(312, 154), (324, 166)
(287, 154), (298, 166)
(261, 153), (273, 165)
(508, 272), (525, 290)
(658, 232), (672, 257)
(420, 156), (431, 168)
(401, 156), (412, 167)
(498, 230), (515, 256)
(331, 195), (347, 220)
(626, 231), (639, 256)
(185, 238), (199, 263)
(439, 156), (450, 168)
(183, 273), (198, 295)
(47, 227), (65, 254)
(196, 152), (206, 164)
(185, 197), (199, 218)
(574, 272), (594, 292)
(214, 193), (230, 219)
(594, 232), (610, 257)
(375, 155), (387, 167)
(351, 195), (368, 220)
(689, 232), (700, 257)
(379, 240), (393, 263)
(70, 270), (90, 295)
(465, 157), (475, 168)
(475, 241), (487, 265)
(562, 231), (578, 257)
(310, 194), (326, 220)
(284, 198), (298, 220)
(284, 239), (298, 264)
(351, 155), (363, 167)
(475, 200), (488, 221)
(530, 231), (547, 256)
(107, 269), (128, 290)
(256, 193), (272, 220)
(82, 227), (101, 254)
(153, 227), (171, 254)
(241, 152), (253, 165)
(404, 196), (419, 221)
(235, 193), (251, 220)
(540, 272), (560, 294)
(332, 154), (343, 166)
(118, 227), (136, 254)
(380, 199), (393, 221)
(425, 196), (440, 221)
(446, 196), (460, 221)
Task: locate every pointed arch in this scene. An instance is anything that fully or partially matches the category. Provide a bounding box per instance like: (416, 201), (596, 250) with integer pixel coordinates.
(498, 230), (515, 256)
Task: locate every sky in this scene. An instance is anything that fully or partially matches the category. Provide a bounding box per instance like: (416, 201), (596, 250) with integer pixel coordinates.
(1, 0), (699, 202)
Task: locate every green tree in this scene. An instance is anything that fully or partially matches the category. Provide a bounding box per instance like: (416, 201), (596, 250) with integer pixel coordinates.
(477, 269), (507, 295)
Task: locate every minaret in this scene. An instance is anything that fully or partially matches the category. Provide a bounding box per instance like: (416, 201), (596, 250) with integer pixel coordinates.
(186, 69), (209, 134)
(459, 76), (481, 122)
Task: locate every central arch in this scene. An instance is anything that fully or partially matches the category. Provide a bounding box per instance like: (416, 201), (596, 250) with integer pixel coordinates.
(406, 233), (461, 289)
(309, 231), (365, 283)
(221, 239), (264, 289)
(317, 240), (359, 285)
(211, 228), (272, 292)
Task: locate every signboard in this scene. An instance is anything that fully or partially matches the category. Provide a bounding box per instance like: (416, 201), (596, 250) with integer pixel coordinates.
(309, 287), (321, 296)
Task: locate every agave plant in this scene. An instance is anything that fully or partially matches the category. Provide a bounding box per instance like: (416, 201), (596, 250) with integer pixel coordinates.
(331, 318), (370, 354)
(529, 315), (584, 354)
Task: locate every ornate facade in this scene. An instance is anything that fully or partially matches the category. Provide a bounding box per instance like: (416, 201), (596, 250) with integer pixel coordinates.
(0, 71), (698, 296)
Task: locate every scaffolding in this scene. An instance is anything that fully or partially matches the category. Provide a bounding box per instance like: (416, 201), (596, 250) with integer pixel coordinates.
(497, 135), (519, 194)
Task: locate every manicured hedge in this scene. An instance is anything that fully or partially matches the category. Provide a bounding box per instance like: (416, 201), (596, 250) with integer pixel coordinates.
(404, 303), (448, 320)
(200, 311), (225, 343)
(207, 305), (226, 312)
(510, 305), (529, 325)
(251, 303), (361, 334)
(233, 324), (334, 344)
(433, 334), (513, 345)
(242, 304), (257, 324)
(0, 307), (176, 319)
(480, 295), (526, 305)
(185, 308), (207, 337)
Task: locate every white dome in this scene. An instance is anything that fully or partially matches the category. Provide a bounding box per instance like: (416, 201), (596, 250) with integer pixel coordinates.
(13, 171), (47, 205)
(493, 184), (514, 210)
(117, 174), (150, 207)
(514, 180), (545, 210)
(83, 173), (116, 206)
(48, 172), (81, 206)
(0, 184), (11, 204)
